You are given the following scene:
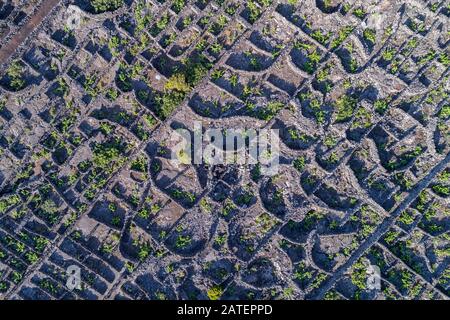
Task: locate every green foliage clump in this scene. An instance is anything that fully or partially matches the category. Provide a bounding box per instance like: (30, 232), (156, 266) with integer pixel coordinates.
(185, 59), (211, 87)
(293, 156), (306, 171)
(305, 50), (321, 74)
(155, 58), (210, 119)
(334, 95), (357, 122)
(164, 73), (191, 93)
(363, 29), (376, 44)
(171, 0), (186, 13)
(92, 140), (123, 168)
(399, 211), (415, 225)
(134, 1), (152, 31)
(302, 210), (324, 230)
(351, 108), (372, 129)
(6, 60), (26, 91)
(175, 235), (192, 248)
(381, 48), (396, 61)
(131, 155), (147, 172)
(350, 259), (368, 290)
(246, 0), (262, 24)
(155, 90), (185, 120)
(257, 101), (284, 121)
(90, 0), (124, 13)
(293, 262), (313, 283)
(374, 99), (389, 114)
(438, 104), (449, 119)
(311, 30), (331, 45)
(207, 285), (223, 300)
(331, 26), (354, 49)
(352, 7), (367, 20)
(432, 184), (449, 197)
(0, 195), (21, 214)
(438, 52), (450, 67)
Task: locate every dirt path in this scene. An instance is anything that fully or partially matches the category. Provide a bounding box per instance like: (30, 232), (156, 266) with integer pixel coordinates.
(0, 0), (61, 62)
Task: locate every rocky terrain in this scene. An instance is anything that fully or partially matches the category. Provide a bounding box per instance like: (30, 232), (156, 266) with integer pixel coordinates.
(0, 0), (448, 300)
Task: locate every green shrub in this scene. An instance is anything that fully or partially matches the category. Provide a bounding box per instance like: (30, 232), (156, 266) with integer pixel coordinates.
(6, 60), (26, 91)
(335, 95), (357, 122)
(293, 156), (306, 171)
(164, 73), (191, 93)
(257, 101), (284, 121)
(363, 29), (376, 44)
(207, 285), (223, 300)
(90, 0), (124, 13)
(331, 26), (354, 49)
(93, 142), (121, 167)
(0, 195), (21, 214)
(438, 104), (449, 119)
